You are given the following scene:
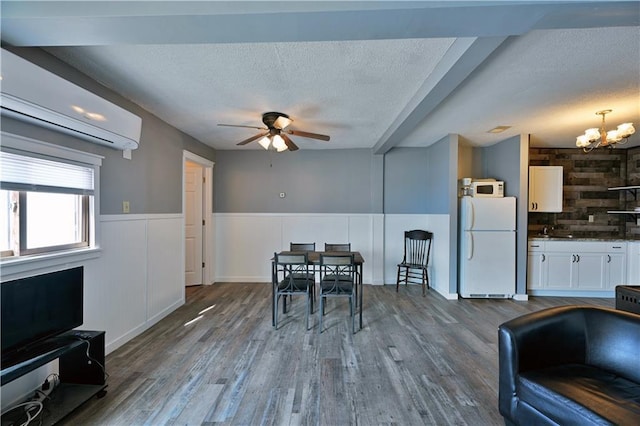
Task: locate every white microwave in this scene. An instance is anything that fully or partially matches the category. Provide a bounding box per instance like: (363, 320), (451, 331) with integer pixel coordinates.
(471, 180), (504, 197)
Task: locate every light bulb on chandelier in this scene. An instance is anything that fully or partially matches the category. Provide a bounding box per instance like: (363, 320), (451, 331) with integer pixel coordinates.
(576, 109), (635, 152)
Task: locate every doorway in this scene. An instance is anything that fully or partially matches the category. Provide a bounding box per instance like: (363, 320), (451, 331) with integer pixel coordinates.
(183, 151), (214, 287)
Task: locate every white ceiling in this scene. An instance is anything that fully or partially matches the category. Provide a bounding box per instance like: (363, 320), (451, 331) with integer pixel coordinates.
(1, 1), (639, 153)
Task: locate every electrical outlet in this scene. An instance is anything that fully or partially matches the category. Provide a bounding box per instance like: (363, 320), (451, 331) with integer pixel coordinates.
(122, 201), (130, 213)
(588, 215), (594, 223)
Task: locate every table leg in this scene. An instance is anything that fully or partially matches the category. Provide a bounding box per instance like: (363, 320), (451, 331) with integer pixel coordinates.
(358, 264), (363, 330)
(272, 261), (276, 327)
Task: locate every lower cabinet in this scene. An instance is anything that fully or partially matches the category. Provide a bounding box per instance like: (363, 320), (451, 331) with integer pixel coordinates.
(528, 240), (626, 291)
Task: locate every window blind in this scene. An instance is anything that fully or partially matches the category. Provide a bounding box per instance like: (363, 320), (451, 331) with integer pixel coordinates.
(0, 151), (94, 195)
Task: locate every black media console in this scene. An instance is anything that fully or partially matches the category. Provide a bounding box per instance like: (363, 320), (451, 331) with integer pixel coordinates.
(1, 330), (107, 426)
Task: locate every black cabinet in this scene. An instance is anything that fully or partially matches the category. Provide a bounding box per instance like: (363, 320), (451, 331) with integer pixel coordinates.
(1, 330), (107, 426)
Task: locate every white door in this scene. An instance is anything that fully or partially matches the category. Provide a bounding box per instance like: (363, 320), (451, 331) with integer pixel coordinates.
(185, 162), (203, 286)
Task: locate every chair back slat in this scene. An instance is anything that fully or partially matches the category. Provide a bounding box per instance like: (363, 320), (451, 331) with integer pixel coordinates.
(324, 243), (351, 252)
(290, 242), (316, 251)
(277, 253), (307, 265)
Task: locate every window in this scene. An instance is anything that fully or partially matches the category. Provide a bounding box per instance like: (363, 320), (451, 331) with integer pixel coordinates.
(1, 133), (101, 262)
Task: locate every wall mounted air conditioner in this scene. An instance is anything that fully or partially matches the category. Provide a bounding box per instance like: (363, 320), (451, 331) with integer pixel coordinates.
(0, 48), (142, 150)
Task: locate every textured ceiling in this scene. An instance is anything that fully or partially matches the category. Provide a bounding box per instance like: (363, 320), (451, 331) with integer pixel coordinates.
(1, 1), (639, 152)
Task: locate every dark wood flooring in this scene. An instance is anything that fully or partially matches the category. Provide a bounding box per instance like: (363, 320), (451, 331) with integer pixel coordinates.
(60, 283), (613, 425)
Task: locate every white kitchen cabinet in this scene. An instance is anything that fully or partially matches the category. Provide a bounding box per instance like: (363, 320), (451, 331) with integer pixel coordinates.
(527, 240), (546, 289)
(527, 240), (626, 292)
(626, 242), (640, 285)
(529, 166), (563, 212)
(606, 251), (626, 288)
(545, 251), (578, 289)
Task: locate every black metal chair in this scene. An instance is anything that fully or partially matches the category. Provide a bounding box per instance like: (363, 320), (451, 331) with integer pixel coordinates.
(319, 253), (357, 334)
(273, 252), (314, 330)
(288, 242), (317, 302)
(323, 243), (359, 300)
(396, 230), (433, 296)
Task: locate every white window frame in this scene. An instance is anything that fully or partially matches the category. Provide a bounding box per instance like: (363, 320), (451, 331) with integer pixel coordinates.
(0, 132), (103, 279)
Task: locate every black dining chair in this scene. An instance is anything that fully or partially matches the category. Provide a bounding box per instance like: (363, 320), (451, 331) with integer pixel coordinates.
(273, 252), (314, 330)
(288, 242), (317, 306)
(323, 242), (358, 298)
(319, 253), (358, 334)
(396, 230), (433, 296)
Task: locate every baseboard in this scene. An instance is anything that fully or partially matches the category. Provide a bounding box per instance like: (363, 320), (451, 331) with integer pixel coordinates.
(528, 290), (614, 298)
(512, 294), (529, 301)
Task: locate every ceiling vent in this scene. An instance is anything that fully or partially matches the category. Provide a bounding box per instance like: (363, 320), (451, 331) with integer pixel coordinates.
(1, 48), (141, 150)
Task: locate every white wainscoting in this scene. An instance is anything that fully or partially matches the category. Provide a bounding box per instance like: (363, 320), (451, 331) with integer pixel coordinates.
(213, 213), (384, 285)
(213, 213), (453, 298)
(84, 214), (184, 353)
(1, 214), (184, 409)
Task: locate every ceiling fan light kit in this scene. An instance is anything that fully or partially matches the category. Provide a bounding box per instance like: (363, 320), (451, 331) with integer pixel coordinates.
(576, 109), (635, 152)
(218, 111), (330, 152)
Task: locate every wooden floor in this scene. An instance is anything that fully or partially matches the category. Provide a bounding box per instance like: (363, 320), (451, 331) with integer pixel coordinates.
(61, 283), (613, 426)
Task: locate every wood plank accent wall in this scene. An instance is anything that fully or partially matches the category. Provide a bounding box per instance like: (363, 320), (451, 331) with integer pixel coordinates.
(528, 147), (640, 239)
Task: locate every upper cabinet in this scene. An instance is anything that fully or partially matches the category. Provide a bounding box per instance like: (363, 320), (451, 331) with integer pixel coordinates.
(529, 166), (563, 212)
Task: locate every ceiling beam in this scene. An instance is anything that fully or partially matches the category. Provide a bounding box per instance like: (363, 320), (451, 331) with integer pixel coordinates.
(373, 36), (509, 155)
(5, 2), (635, 47)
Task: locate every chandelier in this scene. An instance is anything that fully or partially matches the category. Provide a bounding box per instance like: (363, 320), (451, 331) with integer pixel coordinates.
(576, 109), (635, 152)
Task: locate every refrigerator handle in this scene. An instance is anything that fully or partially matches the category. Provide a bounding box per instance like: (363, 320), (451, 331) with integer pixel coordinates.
(466, 232), (473, 260)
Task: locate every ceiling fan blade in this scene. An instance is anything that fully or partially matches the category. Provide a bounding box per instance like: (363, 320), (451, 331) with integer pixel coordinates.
(237, 131), (269, 146)
(281, 133), (299, 151)
(218, 123), (267, 130)
(286, 129), (330, 141)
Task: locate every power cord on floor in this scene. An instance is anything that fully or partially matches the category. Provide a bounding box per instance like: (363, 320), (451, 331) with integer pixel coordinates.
(76, 338), (110, 382)
(10, 400), (44, 426)
(1, 374), (57, 426)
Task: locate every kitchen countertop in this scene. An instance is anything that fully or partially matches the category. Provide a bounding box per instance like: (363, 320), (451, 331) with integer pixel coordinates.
(529, 236), (629, 242)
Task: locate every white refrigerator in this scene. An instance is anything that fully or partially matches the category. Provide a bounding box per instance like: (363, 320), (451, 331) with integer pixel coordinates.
(459, 196), (516, 298)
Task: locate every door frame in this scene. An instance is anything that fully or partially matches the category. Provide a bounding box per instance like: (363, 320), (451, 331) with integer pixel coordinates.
(182, 150), (214, 286)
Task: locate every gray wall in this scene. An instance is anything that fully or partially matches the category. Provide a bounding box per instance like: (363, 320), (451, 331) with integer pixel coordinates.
(384, 148), (429, 214)
(481, 135), (529, 295)
(482, 136), (523, 198)
(214, 149), (378, 213)
(384, 141), (456, 215)
(2, 47), (216, 215)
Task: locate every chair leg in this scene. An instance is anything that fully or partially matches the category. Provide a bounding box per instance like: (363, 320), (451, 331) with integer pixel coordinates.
(396, 267), (401, 292)
(319, 295), (324, 334)
(274, 293), (279, 329)
(351, 293), (356, 334)
(306, 292), (310, 331)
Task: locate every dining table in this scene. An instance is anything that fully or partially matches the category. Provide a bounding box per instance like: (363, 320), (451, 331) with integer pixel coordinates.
(271, 251), (364, 330)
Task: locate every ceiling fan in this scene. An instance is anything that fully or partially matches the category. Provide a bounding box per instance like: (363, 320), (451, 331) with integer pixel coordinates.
(218, 111), (330, 152)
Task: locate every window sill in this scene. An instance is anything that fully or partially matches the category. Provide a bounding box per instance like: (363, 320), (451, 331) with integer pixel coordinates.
(0, 247), (102, 280)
